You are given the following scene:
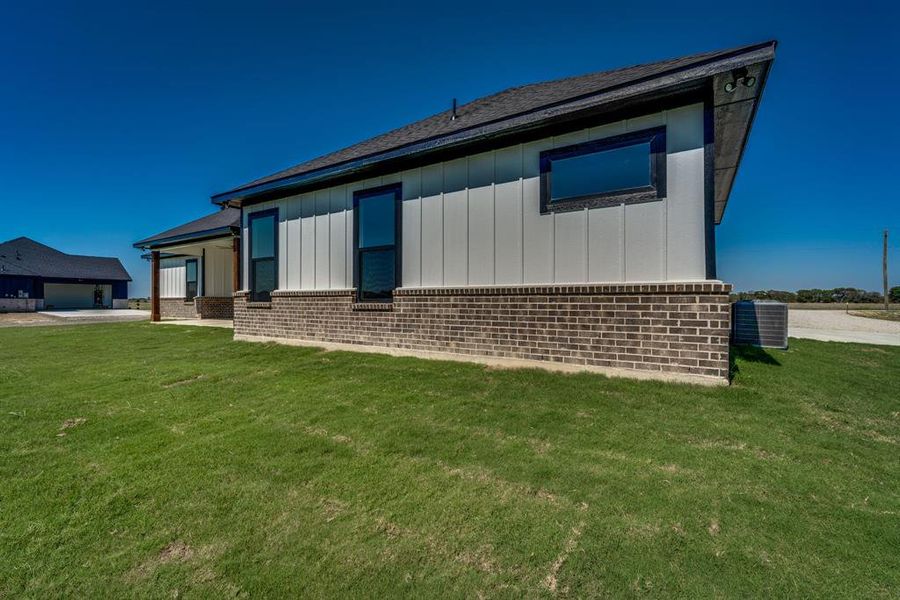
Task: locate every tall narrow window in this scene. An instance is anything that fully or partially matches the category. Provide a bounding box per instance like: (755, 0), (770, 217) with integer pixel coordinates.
(248, 209), (278, 302)
(540, 126), (666, 213)
(185, 259), (198, 301)
(354, 184), (400, 302)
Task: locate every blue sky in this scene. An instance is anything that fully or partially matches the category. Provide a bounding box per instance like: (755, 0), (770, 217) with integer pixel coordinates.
(2, 1), (897, 297)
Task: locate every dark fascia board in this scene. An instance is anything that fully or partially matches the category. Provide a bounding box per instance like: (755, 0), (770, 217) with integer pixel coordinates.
(212, 42), (775, 208)
(133, 226), (238, 250)
(140, 252), (192, 261)
(712, 57), (774, 223)
(40, 276), (132, 284)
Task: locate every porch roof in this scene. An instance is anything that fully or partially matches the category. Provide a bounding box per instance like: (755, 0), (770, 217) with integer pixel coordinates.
(134, 207), (240, 250)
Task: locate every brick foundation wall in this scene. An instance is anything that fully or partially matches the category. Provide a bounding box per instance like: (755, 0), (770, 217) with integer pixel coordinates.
(195, 296), (234, 320)
(233, 283), (732, 381)
(160, 297), (235, 320)
(160, 298), (198, 319)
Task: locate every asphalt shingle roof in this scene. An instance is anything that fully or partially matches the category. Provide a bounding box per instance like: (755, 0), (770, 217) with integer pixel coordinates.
(0, 237), (131, 281)
(134, 207), (240, 248)
(220, 41), (772, 198)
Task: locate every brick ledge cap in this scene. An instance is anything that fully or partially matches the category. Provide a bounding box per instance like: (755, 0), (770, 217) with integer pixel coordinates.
(395, 281), (732, 296)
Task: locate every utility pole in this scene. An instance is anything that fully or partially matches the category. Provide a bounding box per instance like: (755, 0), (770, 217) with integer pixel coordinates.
(884, 229), (889, 311)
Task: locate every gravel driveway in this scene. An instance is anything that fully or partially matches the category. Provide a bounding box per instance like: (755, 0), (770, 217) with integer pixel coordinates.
(0, 309), (149, 328)
(789, 310), (900, 346)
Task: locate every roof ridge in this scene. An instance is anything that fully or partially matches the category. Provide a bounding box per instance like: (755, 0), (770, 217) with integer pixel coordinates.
(495, 40), (775, 96)
(1, 236), (122, 262)
(0, 236), (66, 254)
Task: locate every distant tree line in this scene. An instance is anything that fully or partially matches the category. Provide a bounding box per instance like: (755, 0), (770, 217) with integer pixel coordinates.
(731, 286), (900, 303)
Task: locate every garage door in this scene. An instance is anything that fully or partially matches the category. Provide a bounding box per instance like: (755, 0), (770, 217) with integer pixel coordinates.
(44, 283), (112, 309)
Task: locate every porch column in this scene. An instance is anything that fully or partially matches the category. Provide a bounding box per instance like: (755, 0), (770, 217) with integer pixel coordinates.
(200, 248), (206, 298)
(232, 237), (240, 293)
(150, 250), (161, 322)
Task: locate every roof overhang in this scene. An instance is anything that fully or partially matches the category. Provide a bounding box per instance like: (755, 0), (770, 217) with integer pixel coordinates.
(708, 55), (773, 222)
(212, 42), (775, 223)
(133, 226), (237, 251)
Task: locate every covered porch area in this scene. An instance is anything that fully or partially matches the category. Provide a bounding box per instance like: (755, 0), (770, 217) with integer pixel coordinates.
(152, 237), (238, 321)
(133, 208), (240, 322)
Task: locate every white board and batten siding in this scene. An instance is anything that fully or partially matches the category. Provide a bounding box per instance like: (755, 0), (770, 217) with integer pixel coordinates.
(159, 247), (233, 298)
(242, 102), (708, 291)
(202, 247), (234, 297)
(160, 258), (186, 298)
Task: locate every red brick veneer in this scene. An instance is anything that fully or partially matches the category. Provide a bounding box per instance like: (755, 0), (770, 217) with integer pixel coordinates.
(160, 298), (198, 319)
(195, 296), (234, 320)
(233, 283), (732, 381)
(160, 297), (234, 320)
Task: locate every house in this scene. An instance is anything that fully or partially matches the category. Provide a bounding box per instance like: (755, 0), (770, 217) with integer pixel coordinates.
(0, 237), (131, 311)
(133, 207), (240, 320)
(139, 41), (776, 383)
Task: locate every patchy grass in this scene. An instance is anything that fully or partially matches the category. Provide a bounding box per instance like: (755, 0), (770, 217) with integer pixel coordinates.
(0, 323), (898, 598)
(849, 310), (900, 322)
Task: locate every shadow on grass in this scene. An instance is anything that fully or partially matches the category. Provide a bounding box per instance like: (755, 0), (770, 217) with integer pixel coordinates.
(729, 344), (782, 379)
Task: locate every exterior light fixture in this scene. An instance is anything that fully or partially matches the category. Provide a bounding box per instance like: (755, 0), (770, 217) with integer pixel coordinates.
(724, 69), (756, 93)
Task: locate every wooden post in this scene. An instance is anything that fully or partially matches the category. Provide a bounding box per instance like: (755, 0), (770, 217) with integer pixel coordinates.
(884, 230), (889, 312)
(151, 250), (161, 322)
(232, 236), (240, 294)
(200, 248), (206, 298)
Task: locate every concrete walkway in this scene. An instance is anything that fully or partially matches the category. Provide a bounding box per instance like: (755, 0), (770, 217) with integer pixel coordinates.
(789, 310), (900, 346)
(42, 309), (149, 320)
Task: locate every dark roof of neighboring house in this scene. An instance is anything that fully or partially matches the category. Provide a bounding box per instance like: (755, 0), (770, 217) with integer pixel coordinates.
(133, 207), (240, 249)
(0, 237), (131, 281)
(212, 40), (776, 223)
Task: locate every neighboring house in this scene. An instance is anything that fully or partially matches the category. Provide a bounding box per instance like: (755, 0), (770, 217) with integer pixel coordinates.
(0, 237), (131, 311)
(140, 41), (776, 383)
(133, 208), (240, 320)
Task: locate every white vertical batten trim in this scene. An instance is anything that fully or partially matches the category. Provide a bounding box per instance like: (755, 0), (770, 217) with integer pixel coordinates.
(491, 150), (497, 285)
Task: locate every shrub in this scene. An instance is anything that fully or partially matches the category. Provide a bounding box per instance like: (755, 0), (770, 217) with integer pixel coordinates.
(731, 290), (797, 303)
(733, 288), (886, 304)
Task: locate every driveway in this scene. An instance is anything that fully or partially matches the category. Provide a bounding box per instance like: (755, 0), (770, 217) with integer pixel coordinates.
(789, 310), (900, 346)
(0, 309), (149, 327)
(41, 309), (149, 320)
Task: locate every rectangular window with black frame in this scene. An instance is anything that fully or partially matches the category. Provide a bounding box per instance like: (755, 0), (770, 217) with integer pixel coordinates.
(354, 184), (401, 302)
(248, 209), (278, 302)
(185, 258), (198, 301)
(539, 126), (666, 214)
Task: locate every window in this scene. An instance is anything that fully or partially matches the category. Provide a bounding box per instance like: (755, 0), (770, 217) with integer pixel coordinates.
(248, 209), (278, 302)
(539, 126), (666, 213)
(354, 184), (400, 302)
(185, 259), (198, 301)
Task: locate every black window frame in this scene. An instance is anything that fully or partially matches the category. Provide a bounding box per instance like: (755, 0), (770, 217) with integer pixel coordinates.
(353, 183), (402, 303)
(539, 126), (667, 214)
(184, 258), (198, 301)
(247, 208), (279, 303)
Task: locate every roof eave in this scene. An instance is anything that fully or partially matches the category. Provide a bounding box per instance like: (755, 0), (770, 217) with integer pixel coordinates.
(133, 226), (238, 250)
(711, 51), (776, 223)
(212, 41), (775, 208)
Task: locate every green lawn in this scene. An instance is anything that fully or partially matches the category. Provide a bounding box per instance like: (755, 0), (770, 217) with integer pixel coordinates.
(850, 309), (900, 322)
(1, 323), (898, 598)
